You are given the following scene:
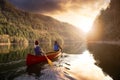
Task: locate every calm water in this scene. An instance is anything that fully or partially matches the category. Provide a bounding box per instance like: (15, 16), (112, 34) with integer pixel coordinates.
(87, 43), (120, 80)
(0, 42), (116, 80)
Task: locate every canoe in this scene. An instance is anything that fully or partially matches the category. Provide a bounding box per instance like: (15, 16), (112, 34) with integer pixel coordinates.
(26, 50), (61, 66)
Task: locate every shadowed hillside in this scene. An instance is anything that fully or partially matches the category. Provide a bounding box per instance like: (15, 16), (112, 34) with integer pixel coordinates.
(87, 0), (120, 41)
(0, 0), (83, 44)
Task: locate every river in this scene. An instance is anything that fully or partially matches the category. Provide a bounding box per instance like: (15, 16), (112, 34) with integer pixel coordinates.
(87, 43), (120, 80)
(0, 42), (116, 80)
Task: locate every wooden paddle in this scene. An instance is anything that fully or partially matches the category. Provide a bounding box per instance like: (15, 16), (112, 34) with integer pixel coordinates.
(44, 53), (53, 67)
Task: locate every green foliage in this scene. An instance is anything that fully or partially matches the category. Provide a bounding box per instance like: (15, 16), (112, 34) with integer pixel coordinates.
(0, 35), (10, 43)
(0, 0), (83, 44)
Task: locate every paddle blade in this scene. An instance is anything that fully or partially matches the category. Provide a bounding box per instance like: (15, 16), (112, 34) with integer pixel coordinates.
(47, 58), (53, 66)
(45, 55), (53, 66)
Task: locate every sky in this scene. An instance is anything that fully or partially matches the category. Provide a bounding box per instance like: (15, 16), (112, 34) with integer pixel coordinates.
(8, 0), (111, 33)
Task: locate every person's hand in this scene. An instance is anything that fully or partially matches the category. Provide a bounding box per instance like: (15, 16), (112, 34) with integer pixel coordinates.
(41, 52), (45, 56)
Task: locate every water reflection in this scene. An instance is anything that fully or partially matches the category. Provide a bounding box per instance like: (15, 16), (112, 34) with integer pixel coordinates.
(0, 44), (10, 53)
(0, 42), (114, 80)
(63, 42), (86, 54)
(87, 43), (120, 80)
(0, 44), (28, 54)
(13, 50), (113, 80)
(0, 44), (31, 80)
(26, 63), (44, 77)
(60, 50), (113, 80)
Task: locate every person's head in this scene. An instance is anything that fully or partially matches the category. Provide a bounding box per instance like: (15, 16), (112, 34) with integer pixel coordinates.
(35, 40), (39, 45)
(54, 41), (59, 45)
(54, 41), (57, 43)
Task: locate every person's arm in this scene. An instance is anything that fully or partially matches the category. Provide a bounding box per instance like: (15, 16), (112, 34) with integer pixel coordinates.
(38, 46), (44, 56)
(58, 44), (62, 51)
(41, 48), (45, 56)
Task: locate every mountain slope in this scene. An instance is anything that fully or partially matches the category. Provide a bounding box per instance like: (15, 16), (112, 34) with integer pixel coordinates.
(0, 0), (83, 44)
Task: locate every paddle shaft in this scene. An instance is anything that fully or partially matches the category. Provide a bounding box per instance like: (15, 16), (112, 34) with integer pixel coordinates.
(44, 53), (53, 66)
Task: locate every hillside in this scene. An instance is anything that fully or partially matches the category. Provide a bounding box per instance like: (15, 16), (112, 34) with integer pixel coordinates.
(0, 0), (83, 44)
(87, 0), (120, 41)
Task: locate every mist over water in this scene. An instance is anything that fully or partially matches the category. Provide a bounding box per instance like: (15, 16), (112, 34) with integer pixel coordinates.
(87, 43), (120, 80)
(59, 51), (113, 80)
(13, 50), (113, 80)
(0, 42), (114, 80)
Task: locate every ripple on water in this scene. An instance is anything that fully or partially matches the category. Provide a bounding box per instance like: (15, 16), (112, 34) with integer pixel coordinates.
(13, 52), (113, 80)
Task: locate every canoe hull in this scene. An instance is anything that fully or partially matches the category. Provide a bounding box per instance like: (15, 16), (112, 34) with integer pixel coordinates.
(26, 50), (61, 66)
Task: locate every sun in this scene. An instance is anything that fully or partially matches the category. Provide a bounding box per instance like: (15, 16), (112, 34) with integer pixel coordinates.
(49, 14), (94, 33)
(72, 16), (94, 33)
(44, 0), (110, 34)
(47, 11), (95, 33)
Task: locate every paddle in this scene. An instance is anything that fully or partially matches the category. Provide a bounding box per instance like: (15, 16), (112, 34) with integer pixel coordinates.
(44, 53), (53, 67)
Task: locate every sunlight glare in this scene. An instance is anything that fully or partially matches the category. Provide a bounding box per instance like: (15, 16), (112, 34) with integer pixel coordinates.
(74, 16), (94, 33)
(44, 0), (111, 34)
(63, 50), (113, 80)
(80, 50), (96, 64)
(49, 11), (95, 33)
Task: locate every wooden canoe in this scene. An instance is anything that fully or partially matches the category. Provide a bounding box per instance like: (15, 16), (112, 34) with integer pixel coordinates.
(26, 50), (61, 66)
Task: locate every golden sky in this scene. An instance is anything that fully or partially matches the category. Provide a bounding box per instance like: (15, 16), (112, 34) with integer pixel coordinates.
(44, 0), (111, 33)
(9, 0), (111, 33)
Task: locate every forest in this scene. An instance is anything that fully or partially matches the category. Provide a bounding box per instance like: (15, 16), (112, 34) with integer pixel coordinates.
(87, 0), (120, 42)
(0, 0), (83, 44)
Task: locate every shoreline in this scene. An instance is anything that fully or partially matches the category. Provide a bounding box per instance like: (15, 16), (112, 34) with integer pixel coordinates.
(87, 41), (120, 45)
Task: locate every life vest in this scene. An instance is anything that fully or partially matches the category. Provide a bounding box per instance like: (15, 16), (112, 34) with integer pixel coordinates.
(54, 44), (59, 51)
(34, 46), (42, 55)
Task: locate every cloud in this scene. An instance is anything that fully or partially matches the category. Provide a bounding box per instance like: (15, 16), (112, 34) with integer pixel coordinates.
(8, 0), (111, 32)
(8, 0), (110, 14)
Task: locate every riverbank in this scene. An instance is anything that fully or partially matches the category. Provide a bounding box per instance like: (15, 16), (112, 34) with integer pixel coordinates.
(87, 41), (120, 45)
